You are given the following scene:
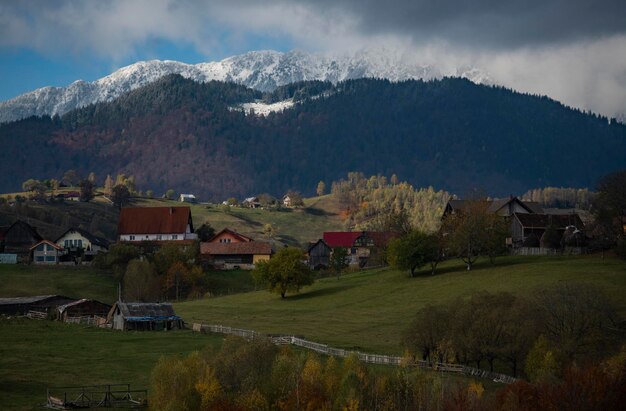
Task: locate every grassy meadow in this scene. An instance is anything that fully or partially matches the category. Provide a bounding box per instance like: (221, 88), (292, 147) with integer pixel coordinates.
(176, 255), (626, 354)
(0, 318), (223, 410)
(0, 264), (118, 303)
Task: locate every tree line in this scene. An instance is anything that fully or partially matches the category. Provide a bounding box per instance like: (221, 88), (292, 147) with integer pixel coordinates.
(149, 332), (626, 410)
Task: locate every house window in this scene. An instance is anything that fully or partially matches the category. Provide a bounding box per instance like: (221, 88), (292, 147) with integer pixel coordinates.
(64, 240), (70, 248)
(36, 256), (44, 262)
(129, 235), (136, 241)
(172, 235), (178, 240)
(77, 239), (83, 248)
(157, 235), (162, 241)
(37, 244), (46, 252)
(46, 256), (56, 262)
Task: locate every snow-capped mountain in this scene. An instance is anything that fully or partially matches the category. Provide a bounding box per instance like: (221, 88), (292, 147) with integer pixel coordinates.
(0, 49), (491, 123)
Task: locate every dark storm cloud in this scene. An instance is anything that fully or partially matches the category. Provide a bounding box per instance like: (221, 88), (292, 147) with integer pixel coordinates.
(301, 0), (626, 48)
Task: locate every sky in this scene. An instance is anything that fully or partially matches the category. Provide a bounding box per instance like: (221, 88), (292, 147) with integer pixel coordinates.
(1, 0), (626, 118)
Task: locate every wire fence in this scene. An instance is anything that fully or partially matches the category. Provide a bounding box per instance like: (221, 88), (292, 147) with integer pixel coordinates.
(192, 323), (517, 384)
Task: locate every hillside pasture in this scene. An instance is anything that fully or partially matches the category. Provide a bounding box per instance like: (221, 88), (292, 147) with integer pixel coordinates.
(176, 255), (626, 354)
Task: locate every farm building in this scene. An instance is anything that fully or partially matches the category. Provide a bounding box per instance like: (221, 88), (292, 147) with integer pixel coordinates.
(242, 197), (261, 208)
(443, 196), (543, 218)
(323, 231), (399, 268)
(57, 299), (111, 323)
(308, 239), (332, 270)
(0, 220), (43, 260)
(200, 241), (272, 270)
(511, 213), (585, 246)
(107, 302), (183, 331)
(0, 295), (76, 316)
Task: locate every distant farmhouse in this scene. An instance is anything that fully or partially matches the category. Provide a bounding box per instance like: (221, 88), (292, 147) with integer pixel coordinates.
(117, 206), (196, 243)
(242, 197), (261, 208)
(323, 231), (399, 268)
(443, 196), (585, 249)
(179, 194), (197, 203)
(200, 228), (272, 269)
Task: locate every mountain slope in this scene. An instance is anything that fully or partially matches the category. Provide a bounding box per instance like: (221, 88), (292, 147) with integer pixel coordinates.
(0, 49), (489, 123)
(1, 75), (624, 199)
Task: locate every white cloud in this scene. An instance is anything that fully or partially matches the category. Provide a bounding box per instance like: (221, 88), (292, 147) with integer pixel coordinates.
(1, 0), (625, 117)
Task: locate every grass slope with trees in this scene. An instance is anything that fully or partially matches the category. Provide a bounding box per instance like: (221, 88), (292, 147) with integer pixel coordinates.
(176, 255), (626, 354)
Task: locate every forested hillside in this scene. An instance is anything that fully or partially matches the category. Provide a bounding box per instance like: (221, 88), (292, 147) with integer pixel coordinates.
(1, 75), (625, 200)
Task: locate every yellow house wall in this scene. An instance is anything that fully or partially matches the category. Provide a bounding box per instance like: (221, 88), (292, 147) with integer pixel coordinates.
(253, 254), (270, 264)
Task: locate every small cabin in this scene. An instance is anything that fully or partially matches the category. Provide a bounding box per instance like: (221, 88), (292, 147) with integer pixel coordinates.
(30, 240), (63, 264)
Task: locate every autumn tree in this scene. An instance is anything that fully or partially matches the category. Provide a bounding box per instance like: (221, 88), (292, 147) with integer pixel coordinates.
(252, 247), (314, 298)
(104, 174), (114, 196)
(316, 181), (326, 196)
(87, 172), (97, 185)
(165, 188), (176, 199)
(442, 199), (496, 270)
(123, 259), (161, 301)
(62, 169), (80, 187)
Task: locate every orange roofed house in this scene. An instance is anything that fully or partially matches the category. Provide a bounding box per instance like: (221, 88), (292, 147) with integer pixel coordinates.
(200, 228), (272, 270)
(117, 206), (197, 243)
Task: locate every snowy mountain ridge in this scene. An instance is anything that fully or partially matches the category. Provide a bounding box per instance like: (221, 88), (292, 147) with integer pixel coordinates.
(0, 49), (492, 123)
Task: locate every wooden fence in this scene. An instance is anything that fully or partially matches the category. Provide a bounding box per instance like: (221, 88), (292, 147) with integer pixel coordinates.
(513, 247), (584, 256)
(193, 323), (517, 384)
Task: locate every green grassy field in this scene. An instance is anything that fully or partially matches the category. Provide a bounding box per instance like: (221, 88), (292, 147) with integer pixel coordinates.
(176, 255), (626, 354)
(0, 265), (118, 303)
(0, 318), (223, 411)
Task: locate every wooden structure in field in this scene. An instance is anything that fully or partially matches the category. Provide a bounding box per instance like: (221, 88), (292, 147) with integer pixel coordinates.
(45, 383), (147, 409)
(0, 295), (76, 316)
(107, 301), (183, 331)
(57, 299), (111, 323)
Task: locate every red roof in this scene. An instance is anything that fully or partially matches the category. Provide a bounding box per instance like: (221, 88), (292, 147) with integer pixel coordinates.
(200, 241), (272, 256)
(117, 207), (192, 236)
(209, 228), (253, 243)
(30, 239), (64, 251)
(323, 232), (362, 247)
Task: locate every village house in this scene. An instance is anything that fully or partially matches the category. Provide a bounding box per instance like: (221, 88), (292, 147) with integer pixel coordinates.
(282, 194), (292, 207)
(55, 227), (109, 262)
(323, 231), (399, 268)
(30, 240), (64, 264)
(200, 228), (272, 269)
(209, 228), (253, 244)
(307, 239), (332, 270)
(117, 206), (196, 243)
(108, 301), (183, 331)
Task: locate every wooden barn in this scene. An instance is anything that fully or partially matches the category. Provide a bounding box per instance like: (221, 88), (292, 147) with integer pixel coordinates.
(0, 220), (43, 261)
(308, 239), (332, 270)
(57, 299), (111, 323)
(0, 295), (76, 316)
(107, 302), (183, 331)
